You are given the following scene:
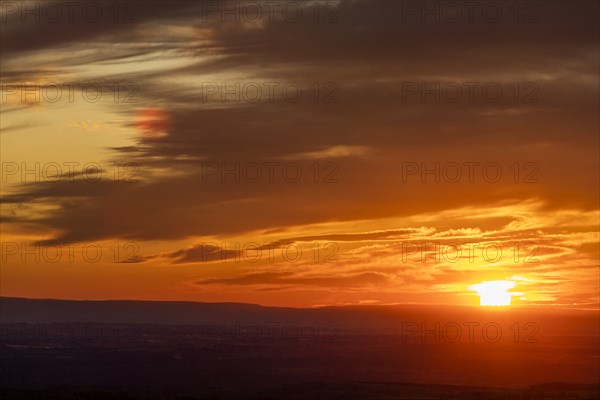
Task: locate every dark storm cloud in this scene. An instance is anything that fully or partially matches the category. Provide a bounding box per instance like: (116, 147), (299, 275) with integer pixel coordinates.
(0, 0), (202, 55)
(2, 166), (559, 244)
(2, 0), (598, 243)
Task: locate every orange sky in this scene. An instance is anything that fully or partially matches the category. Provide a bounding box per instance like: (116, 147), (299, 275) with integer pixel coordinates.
(1, 0), (598, 308)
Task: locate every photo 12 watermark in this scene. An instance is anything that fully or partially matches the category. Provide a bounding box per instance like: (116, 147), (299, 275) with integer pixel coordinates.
(1, 82), (139, 105)
(398, 1), (540, 24)
(168, 241), (340, 264)
(1, 162), (140, 183)
(199, 161), (340, 184)
(1, 241), (141, 264)
(197, 81), (340, 104)
(1, 1), (140, 24)
(400, 161), (539, 183)
(399, 241), (539, 264)
(399, 81), (539, 104)
(397, 320), (540, 344)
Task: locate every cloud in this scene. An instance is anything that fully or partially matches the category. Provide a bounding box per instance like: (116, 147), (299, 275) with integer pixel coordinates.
(167, 243), (243, 264)
(197, 271), (392, 290)
(1, 0), (598, 307)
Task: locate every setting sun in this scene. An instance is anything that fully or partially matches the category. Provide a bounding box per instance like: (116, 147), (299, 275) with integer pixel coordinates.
(470, 280), (516, 306)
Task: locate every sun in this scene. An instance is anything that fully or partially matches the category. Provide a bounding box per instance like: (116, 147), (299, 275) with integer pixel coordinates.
(469, 280), (516, 306)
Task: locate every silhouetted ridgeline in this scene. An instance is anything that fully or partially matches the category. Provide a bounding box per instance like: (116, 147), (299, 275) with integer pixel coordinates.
(1, 297), (598, 333)
(1, 297), (598, 395)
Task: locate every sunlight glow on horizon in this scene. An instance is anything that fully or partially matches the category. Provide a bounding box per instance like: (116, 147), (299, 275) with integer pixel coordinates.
(470, 280), (517, 307)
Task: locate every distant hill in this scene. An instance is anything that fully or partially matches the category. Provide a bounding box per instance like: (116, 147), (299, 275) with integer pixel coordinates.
(1, 297), (598, 334)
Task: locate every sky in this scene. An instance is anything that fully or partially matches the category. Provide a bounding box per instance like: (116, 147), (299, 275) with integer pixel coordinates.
(0, 0), (598, 308)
